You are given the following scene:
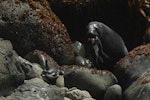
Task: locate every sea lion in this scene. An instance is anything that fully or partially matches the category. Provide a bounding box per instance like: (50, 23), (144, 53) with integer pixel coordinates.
(85, 21), (128, 69)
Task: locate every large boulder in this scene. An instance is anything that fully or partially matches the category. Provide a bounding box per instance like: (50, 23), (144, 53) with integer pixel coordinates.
(123, 74), (150, 100)
(6, 78), (65, 100)
(115, 44), (150, 90)
(0, 0), (75, 65)
(61, 65), (118, 99)
(0, 38), (25, 96)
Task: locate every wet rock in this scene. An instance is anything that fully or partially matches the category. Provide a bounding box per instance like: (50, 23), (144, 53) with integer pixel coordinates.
(123, 75), (150, 100)
(6, 78), (65, 100)
(75, 56), (92, 67)
(103, 84), (122, 100)
(0, 0), (75, 65)
(115, 44), (150, 90)
(72, 41), (93, 67)
(0, 38), (25, 96)
(61, 65), (118, 99)
(72, 41), (86, 57)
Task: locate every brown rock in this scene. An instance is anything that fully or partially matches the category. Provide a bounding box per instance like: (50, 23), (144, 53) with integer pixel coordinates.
(124, 74), (150, 100)
(25, 50), (60, 70)
(114, 43), (150, 90)
(0, 0), (74, 65)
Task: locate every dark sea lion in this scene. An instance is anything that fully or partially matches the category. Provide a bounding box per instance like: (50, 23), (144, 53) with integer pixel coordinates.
(85, 21), (128, 69)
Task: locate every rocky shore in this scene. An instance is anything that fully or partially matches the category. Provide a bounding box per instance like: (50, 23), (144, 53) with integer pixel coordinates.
(0, 0), (149, 100)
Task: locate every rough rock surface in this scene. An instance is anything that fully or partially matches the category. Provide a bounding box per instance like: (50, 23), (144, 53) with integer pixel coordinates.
(115, 44), (150, 90)
(0, 38), (26, 96)
(62, 65), (118, 99)
(6, 78), (65, 100)
(0, 0), (75, 65)
(65, 87), (95, 100)
(123, 75), (150, 100)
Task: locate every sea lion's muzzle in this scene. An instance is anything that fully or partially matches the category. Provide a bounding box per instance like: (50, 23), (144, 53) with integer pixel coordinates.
(88, 38), (96, 45)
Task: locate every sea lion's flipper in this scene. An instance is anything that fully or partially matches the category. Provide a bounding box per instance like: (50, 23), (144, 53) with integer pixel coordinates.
(93, 44), (104, 63)
(96, 38), (109, 59)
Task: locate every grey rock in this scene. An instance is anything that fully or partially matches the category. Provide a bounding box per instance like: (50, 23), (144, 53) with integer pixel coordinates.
(0, 38), (25, 96)
(62, 65), (118, 99)
(6, 78), (65, 100)
(31, 63), (43, 79)
(83, 98), (95, 100)
(123, 75), (150, 100)
(64, 97), (71, 100)
(75, 56), (92, 67)
(66, 87), (93, 100)
(56, 75), (65, 87)
(0, 97), (8, 100)
(25, 50), (67, 86)
(72, 41), (86, 57)
(16, 56), (40, 80)
(103, 84), (122, 100)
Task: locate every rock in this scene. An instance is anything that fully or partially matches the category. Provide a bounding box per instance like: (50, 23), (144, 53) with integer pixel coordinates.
(25, 50), (65, 85)
(0, 0), (75, 65)
(16, 56), (40, 80)
(75, 56), (92, 67)
(6, 78), (65, 100)
(72, 41), (86, 57)
(0, 38), (25, 96)
(66, 87), (94, 100)
(103, 84), (122, 100)
(114, 44), (150, 90)
(25, 50), (60, 70)
(0, 97), (8, 100)
(61, 65), (118, 99)
(83, 98), (96, 100)
(123, 75), (150, 100)
(56, 75), (65, 87)
(31, 63), (43, 79)
(64, 97), (71, 100)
